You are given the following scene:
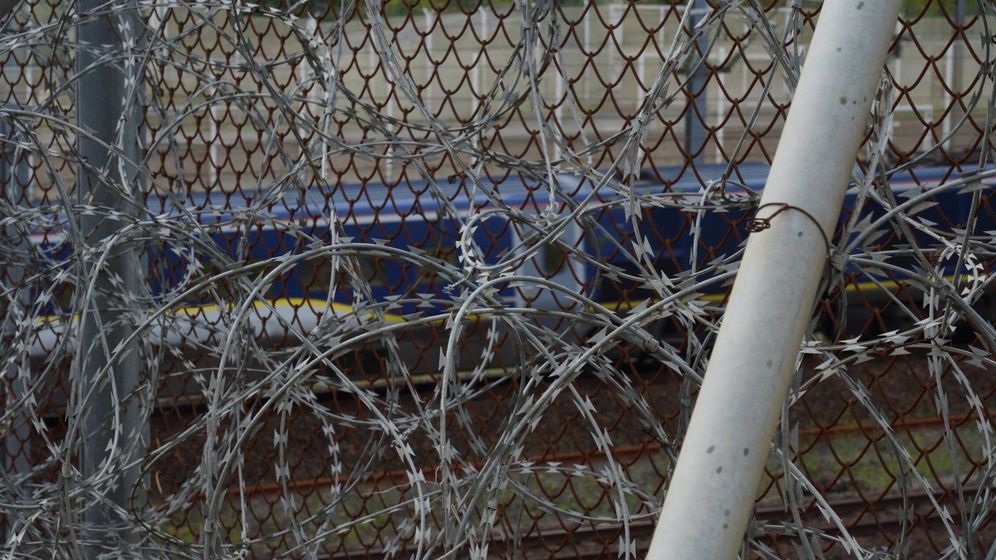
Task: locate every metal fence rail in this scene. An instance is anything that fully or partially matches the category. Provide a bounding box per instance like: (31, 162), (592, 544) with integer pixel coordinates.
(0, 0), (995, 557)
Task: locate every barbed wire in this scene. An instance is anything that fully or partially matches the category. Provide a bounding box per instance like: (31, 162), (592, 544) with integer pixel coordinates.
(1, 0), (995, 557)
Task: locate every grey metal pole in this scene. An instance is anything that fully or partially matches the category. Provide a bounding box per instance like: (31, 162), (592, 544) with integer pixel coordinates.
(646, 1), (901, 558)
(683, 0), (709, 167)
(1, 116), (30, 478)
(76, 1), (145, 555)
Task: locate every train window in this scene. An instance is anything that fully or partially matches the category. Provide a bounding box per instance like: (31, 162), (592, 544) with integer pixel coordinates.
(430, 243), (459, 267)
(54, 280), (74, 311)
(354, 255), (385, 288)
(196, 258), (240, 300)
(514, 217), (586, 310)
(538, 241), (567, 277)
(299, 258), (331, 290)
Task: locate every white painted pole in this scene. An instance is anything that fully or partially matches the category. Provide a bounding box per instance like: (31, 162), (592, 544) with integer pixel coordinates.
(646, 2), (901, 558)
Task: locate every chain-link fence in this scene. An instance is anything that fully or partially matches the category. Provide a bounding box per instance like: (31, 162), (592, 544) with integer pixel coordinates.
(1, 0), (995, 557)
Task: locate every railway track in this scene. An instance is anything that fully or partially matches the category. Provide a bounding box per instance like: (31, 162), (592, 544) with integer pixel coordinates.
(311, 483), (982, 559)
(119, 354), (996, 556)
(228, 406), (994, 500)
(308, 487), (978, 560)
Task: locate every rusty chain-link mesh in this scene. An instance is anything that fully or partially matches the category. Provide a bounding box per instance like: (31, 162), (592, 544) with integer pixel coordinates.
(1, 0), (995, 557)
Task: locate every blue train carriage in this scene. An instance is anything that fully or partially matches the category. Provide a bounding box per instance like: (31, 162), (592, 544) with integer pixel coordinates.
(24, 163), (996, 372)
(148, 161), (995, 368)
(596, 163), (996, 342)
(127, 173), (596, 378)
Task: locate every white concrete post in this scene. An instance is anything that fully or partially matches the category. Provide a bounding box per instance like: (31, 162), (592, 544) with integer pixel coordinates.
(646, 1), (901, 558)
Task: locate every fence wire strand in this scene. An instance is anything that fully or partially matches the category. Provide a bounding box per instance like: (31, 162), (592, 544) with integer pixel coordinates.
(1, 0), (996, 558)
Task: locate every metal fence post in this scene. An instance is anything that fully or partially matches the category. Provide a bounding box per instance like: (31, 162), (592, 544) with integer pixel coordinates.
(1, 115), (30, 479)
(683, 0), (709, 167)
(646, 1), (901, 558)
(945, 0), (965, 153)
(76, 0), (145, 555)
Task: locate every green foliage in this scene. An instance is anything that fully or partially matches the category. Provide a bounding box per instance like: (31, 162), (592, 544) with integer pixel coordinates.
(902, 0), (963, 18)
